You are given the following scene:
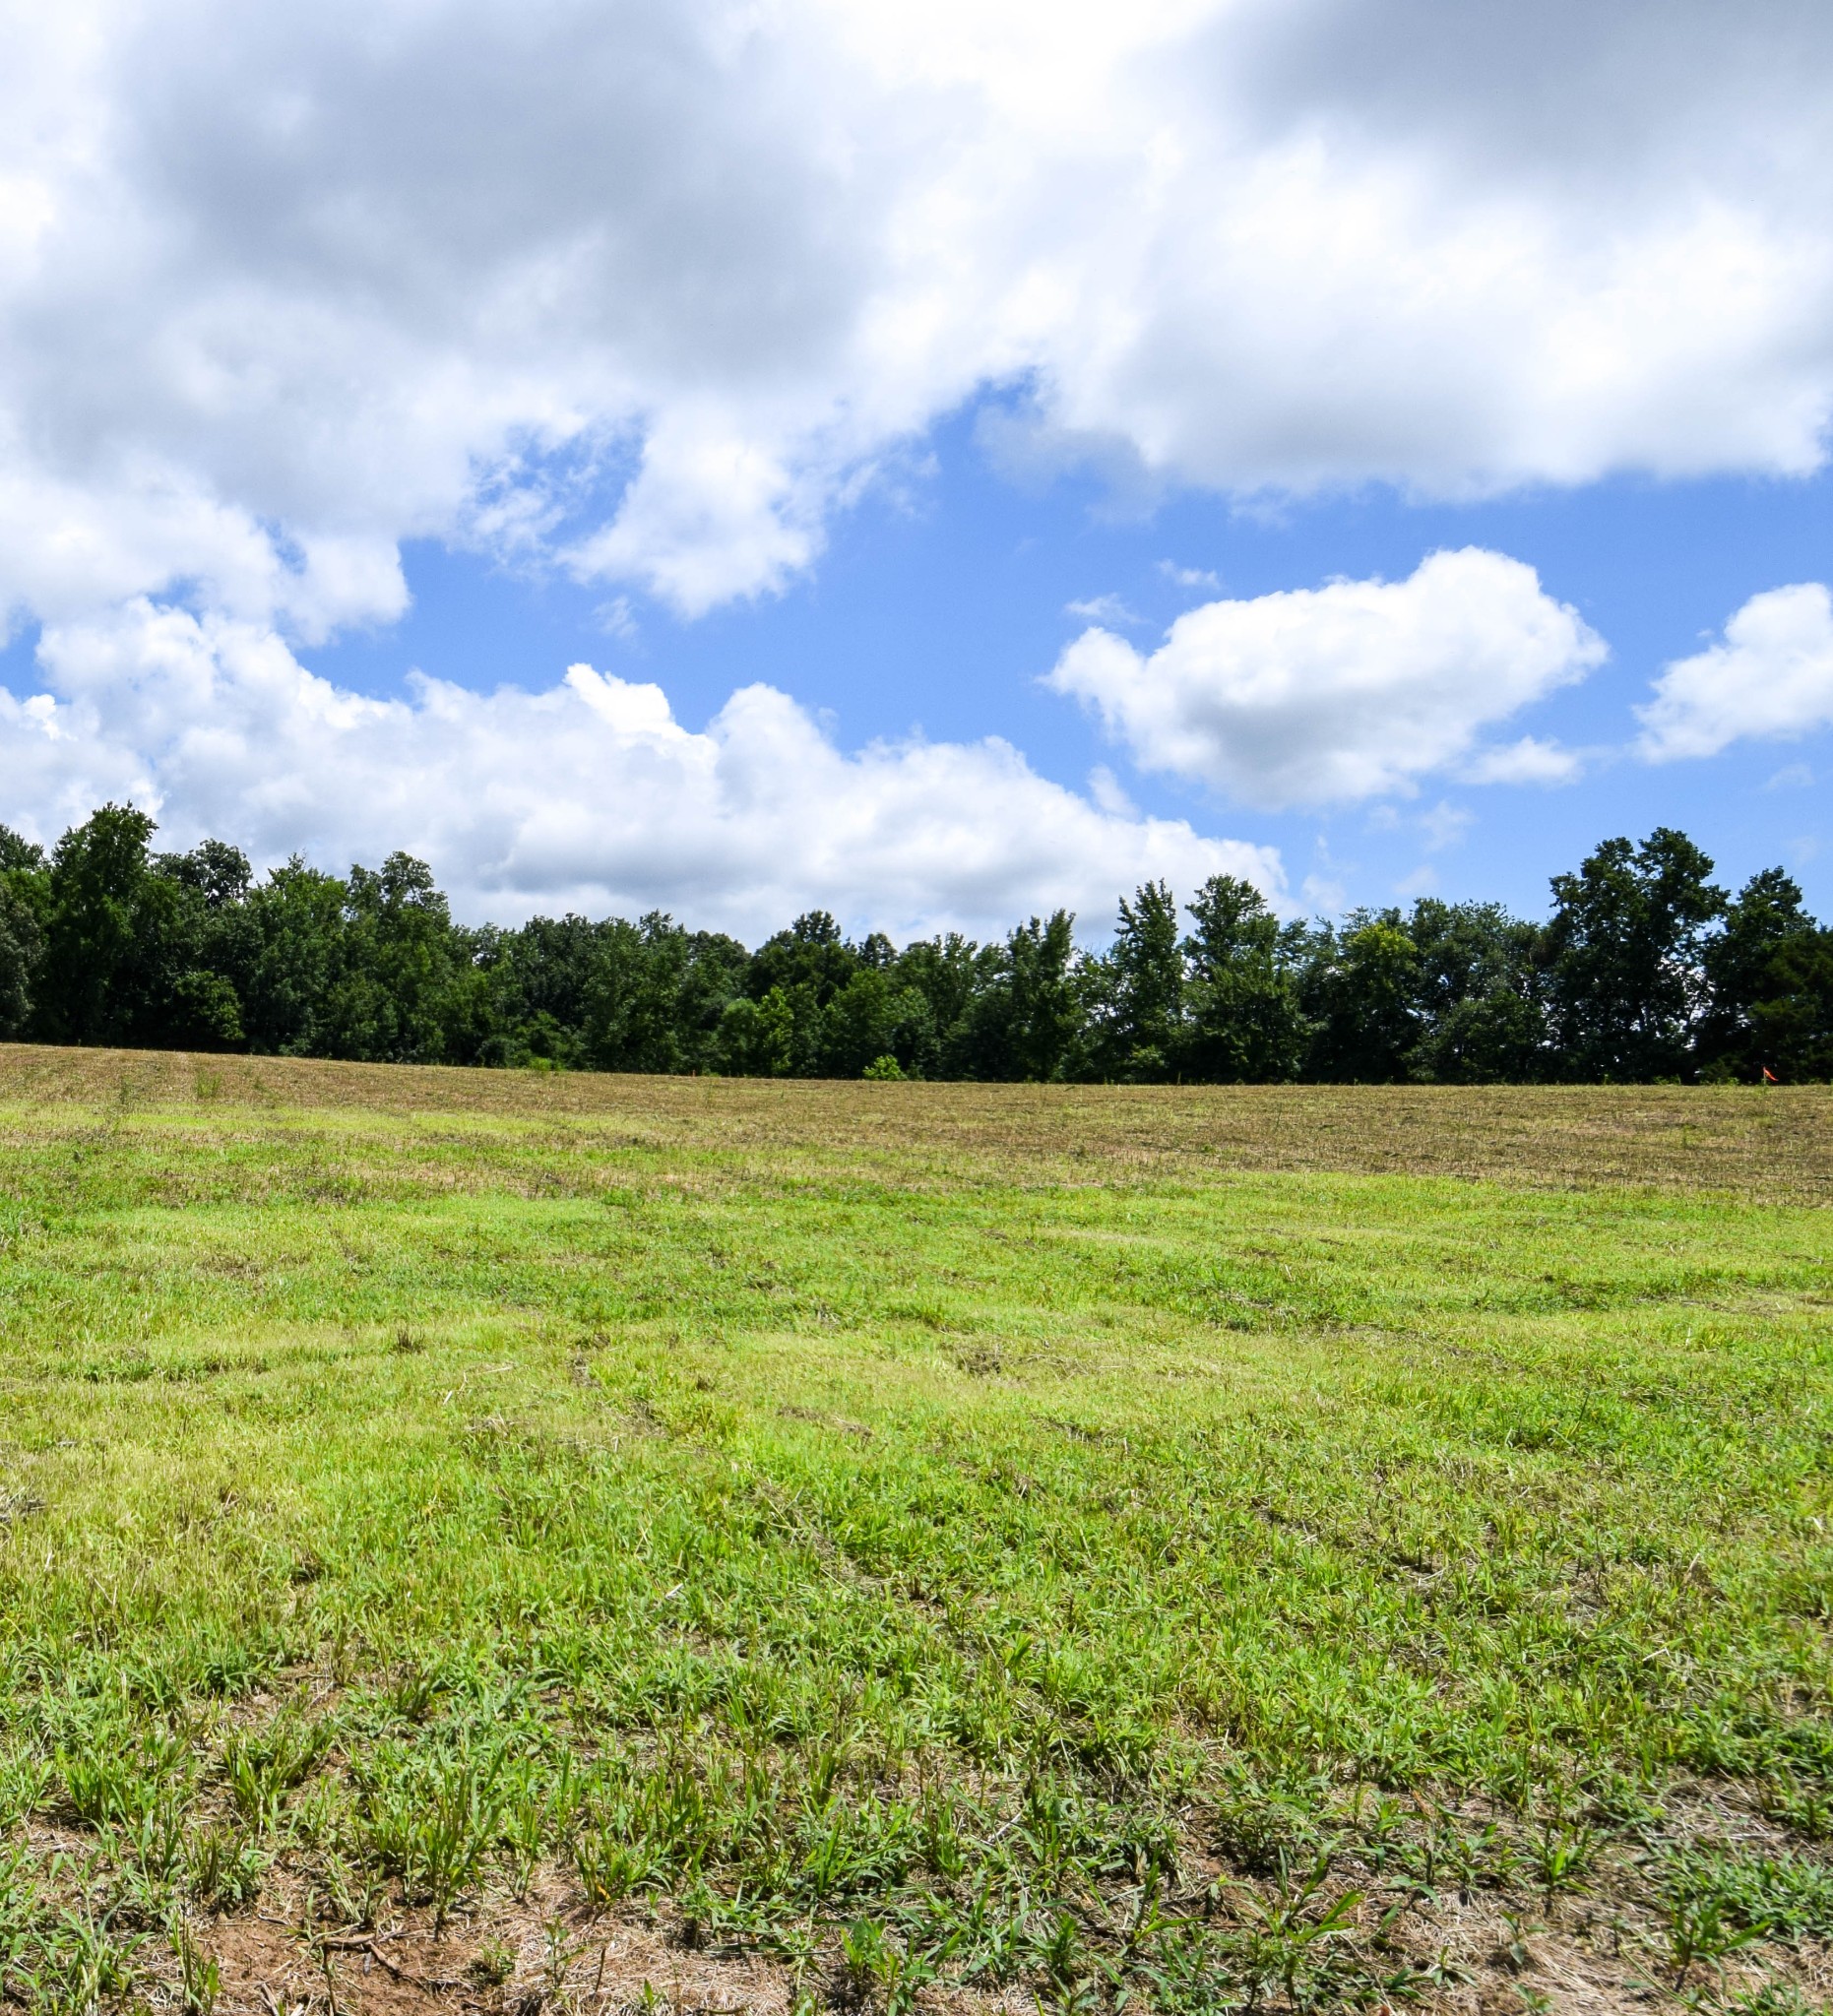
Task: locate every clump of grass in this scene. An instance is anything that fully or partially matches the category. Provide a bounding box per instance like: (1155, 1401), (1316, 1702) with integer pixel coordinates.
(355, 1750), (503, 1930)
(185, 1826), (265, 1910)
(469, 1935), (516, 1985)
(172, 1922), (221, 2016)
(222, 1710), (333, 1826)
(1660, 1843), (1833, 1948)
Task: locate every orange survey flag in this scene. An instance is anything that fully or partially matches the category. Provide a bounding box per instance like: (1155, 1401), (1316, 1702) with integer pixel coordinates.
(1762, 1066), (1780, 1083)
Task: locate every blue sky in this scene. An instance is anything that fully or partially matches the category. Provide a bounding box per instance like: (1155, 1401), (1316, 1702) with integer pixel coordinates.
(303, 420), (1833, 927)
(2, 0), (1832, 941)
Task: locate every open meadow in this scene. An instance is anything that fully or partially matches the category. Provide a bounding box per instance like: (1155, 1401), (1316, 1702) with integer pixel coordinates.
(0, 1049), (1829, 2016)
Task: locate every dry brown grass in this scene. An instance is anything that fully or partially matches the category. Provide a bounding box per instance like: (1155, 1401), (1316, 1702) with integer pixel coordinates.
(1, 1040), (1828, 1200)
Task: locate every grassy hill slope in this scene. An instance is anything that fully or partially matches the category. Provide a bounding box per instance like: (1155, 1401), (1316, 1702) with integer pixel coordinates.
(0, 1050), (1827, 2013)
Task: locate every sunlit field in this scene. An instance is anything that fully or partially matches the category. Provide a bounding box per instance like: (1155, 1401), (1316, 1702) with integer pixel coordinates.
(0, 1048), (1829, 2015)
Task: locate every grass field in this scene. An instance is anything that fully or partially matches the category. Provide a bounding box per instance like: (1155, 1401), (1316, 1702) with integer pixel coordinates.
(0, 1048), (1830, 2016)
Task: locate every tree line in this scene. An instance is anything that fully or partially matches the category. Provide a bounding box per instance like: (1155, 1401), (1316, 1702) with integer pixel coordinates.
(0, 804), (1827, 1082)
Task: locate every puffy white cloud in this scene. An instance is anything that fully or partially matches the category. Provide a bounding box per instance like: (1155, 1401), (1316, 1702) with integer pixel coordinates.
(1045, 548), (1605, 808)
(0, 603), (1279, 940)
(1637, 583), (1833, 762)
(0, 0), (1830, 631)
(2, 0), (1828, 928)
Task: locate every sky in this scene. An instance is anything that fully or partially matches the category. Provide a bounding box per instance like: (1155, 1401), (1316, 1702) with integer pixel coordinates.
(1, 0), (1831, 942)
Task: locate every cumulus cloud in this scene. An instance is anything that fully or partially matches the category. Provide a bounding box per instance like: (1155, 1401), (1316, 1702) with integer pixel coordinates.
(0, 0), (1829, 634)
(1046, 548), (1605, 808)
(0, 604), (1278, 939)
(1636, 583), (1833, 761)
(3, 0), (1831, 929)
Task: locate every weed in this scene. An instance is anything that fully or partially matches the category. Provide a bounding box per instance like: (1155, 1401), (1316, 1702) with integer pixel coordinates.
(1662, 1890), (1759, 1987)
(471, 1936), (517, 1986)
(186, 1825), (265, 1910)
(0, 1753), (48, 1829)
(1530, 1816), (1596, 1901)
(1228, 1859), (1368, 2011)
(312, 1853), (387, 1931)
(109, 1802), (185, 1919)
(1721, 1987), (1817, 2016)
(172, 1922), (221, 2016)
(60, 1735), (182, 1831)
(1759, 1770), (1833, 1840)
(28, 1908), (144, 2014)
(223, 1711), (333, 1827)
(1662, 1842), (1833, 1945)
(575, 1829), (662, 1907)
(384, 1665), (441, 1726)
(541, 1917), (582, 1998)
(359, 1754), (501, 1929)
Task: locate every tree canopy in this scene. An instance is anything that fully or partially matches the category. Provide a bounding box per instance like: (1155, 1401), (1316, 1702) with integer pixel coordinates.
(0, 804), (1826, 1082)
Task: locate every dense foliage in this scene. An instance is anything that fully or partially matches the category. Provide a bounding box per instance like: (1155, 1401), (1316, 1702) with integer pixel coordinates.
(1, 805), (1828, 1080)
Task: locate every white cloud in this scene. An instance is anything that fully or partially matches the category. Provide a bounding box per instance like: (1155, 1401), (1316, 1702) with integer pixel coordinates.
(595, 597), (640, 644)
(1160, 562), (1223, 592)
(1300, 871), (1347, 914)
(1064, 595), (1142, 625)
(1636, 583), (1833, 761)
(1087, 765), (1136, 817)
(0, 603), (1279, 940)
(0, 1), (1828, 636)
(1045, 548), (1605, 808)
(1459, 734), (1584, 786)
(1419, 800), (1473, 850)
(2, 0), (1831, 928)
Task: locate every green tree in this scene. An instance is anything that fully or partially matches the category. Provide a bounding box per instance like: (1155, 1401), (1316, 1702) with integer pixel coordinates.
(1698, 867), (1819, 1077)
(673, 929), (751, 1070)
(1406, 899), (1548, 1083)
(1744, 929), (1833, 1081)
(0, 825), (47, 1040)
(32, 807), (251, 1050)
(317, 852), (483, 1063)
(148, 839), (257, 1049)
(582, 914), (747, 1073)
(900, 933), (995, 1076)
(1095, 882), (1185, 1080)
(240, 860), (350, 1054)
(1005, 911), (1084, 1081)
(748, 912), (857, 1008)
(584, 915), (692, 1073)
(1545, 829), (1725, 1080)
(34, 803), (159, 1043)
(1182, 876), (1309, 1082)
(472, 914), (634, 1069)
(717, 984), (800, 1075)
(819, 967), (935, 1077)
(1302, 913), (1422, 1082)
(950, 913), (1085, 1081)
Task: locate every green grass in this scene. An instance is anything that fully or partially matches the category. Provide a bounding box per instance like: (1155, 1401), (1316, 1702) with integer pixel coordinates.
(0, 1053), (1829, 2010)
